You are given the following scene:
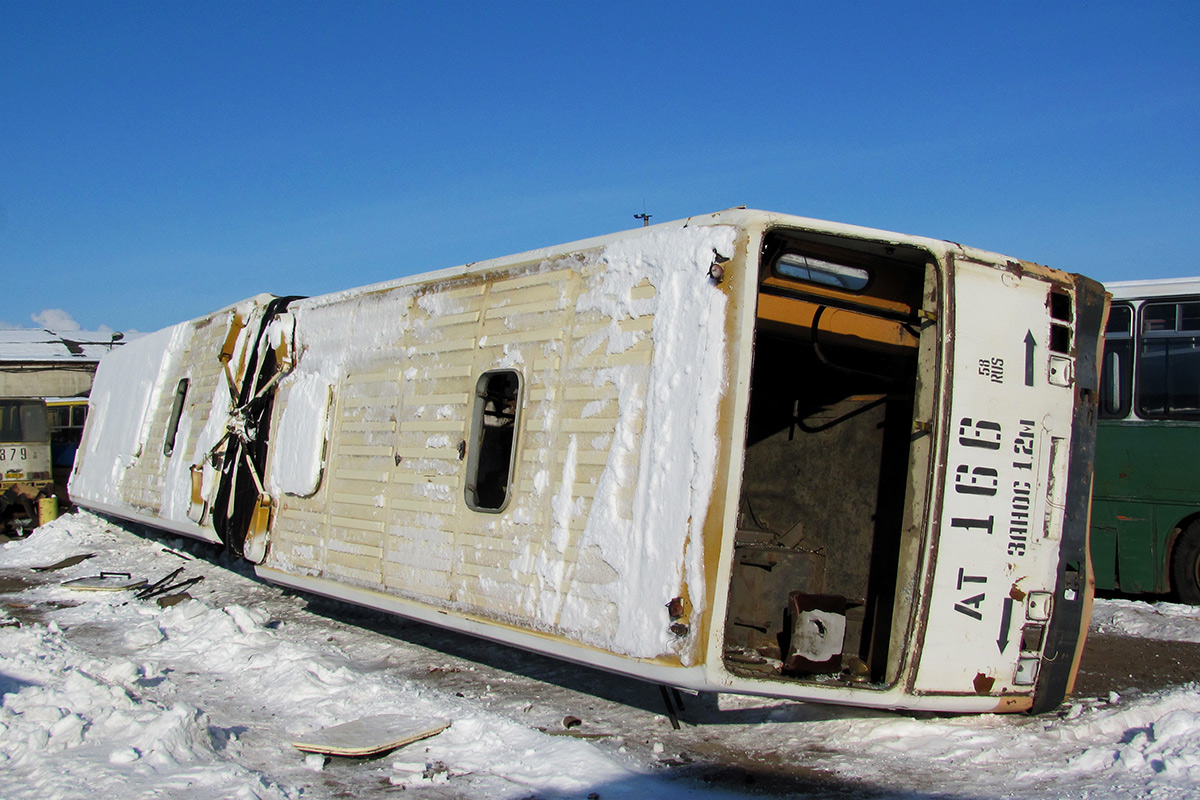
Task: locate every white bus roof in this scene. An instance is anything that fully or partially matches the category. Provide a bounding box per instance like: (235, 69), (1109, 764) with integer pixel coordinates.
(0, 329), (128, 363)
(1106, 277), (1200, 300)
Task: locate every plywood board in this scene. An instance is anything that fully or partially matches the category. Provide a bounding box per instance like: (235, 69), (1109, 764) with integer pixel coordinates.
(291, 715), (449, 757)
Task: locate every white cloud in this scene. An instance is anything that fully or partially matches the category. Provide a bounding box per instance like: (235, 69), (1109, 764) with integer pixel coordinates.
(31, 309), (81, 332)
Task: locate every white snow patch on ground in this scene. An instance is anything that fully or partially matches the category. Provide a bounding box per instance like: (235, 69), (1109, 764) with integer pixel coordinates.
(1092, 597), (1200, 643)
(5, 514), (1200, 799)
(0, 514), (744, 799)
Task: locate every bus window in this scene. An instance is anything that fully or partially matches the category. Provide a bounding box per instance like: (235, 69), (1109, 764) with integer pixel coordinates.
(0, 401), (49, 444)
(1137, 301), (1200, 419)
(465, 369), (522, 512)
(47, 400), (89, 467)
(774, 252), (871, 292)
(164, 379), (189, 456)
(1099, 304), (1133, 419)
(47, 405), (71, 431)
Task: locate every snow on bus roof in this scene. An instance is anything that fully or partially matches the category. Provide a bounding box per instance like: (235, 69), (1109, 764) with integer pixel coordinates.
(0, 329), (129, 363)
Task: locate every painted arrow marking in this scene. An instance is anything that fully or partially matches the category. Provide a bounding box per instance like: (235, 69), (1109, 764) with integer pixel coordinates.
(1024, 331), (1036, 387)
(997, 596), (1015, 653)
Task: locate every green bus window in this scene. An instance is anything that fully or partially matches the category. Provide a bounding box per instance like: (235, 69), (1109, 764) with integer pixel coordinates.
(465, 370), (522, 512)
(1143, 303), (1178, 333)
(1100, 341), (1133, 418)
(1099, 304), (1133, 419)
(1137, 339), (1200, 418)
(1106, 304), (1132, 336)
(1138, 301), (1200, 419)
(1180, 302), (1200, 332)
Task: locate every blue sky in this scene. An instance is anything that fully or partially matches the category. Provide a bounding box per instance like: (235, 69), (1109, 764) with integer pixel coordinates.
(1, 2), (1196, 333)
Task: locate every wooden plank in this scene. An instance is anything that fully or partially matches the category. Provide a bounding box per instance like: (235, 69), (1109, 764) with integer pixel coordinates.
(327, 537), (383, 557)
(334, 444), (393, 458)
(562, 385), (619, 401)
(404, 392), (471, 407)
(484, 295), (565, 319)
(327, 514), (385, 534)
(393, 446), (459, 461)
(341, 394), (401, 408)
(343, 368), (403, 384)
(423, 282), (486, 301)
(331, 468), (391, 483)
(397, 420), (464, 433)
(338, 420), (396, 433)
(489, 267), (575, 293)
(62, 574), (147, 592)
(388, 496), (454, 514)
(431, 310), (481, 327)
(572, 347), (652, 369)
(560, 417), (620, 434)
(416, 336), (476, 354)
(481, 328), (566, 348)
(324, 560), (381, 585)
(291, 715), (450, 757)
(389, 472), (456, 488)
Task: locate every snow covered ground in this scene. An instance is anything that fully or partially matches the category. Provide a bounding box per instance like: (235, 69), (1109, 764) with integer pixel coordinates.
(2, 512), (1200, 800)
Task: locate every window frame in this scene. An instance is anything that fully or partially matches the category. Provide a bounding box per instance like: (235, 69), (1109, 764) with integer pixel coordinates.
(772, 251), (872, 293)
(163, 378), (189, 456)
(1134, 299), (1200, 421)
(464, 369), (523, 513)
(1099, 303), (1133, 420)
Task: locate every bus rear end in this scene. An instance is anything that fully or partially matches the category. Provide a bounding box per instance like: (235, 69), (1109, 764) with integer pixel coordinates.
(722, 212), (1105, 713)
(0, 398), (54, 531)
(910, 256), (1105, 712)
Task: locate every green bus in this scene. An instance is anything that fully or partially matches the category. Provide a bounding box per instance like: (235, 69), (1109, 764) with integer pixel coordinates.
(1093, 277), (1200, 602)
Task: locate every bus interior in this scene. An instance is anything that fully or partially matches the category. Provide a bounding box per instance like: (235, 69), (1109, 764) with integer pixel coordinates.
(724, 229), (931, 688)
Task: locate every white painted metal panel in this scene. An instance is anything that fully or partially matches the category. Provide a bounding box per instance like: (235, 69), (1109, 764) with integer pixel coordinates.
(914, 261), (1077, 697)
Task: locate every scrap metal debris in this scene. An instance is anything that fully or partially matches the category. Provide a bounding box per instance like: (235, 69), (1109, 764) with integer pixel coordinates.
(135, 568), (204, 601)
(62, 572), (147, 592)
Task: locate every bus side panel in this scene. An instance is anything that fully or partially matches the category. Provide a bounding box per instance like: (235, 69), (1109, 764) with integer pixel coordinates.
(71, 324), (188, 517)
(1088, 500), (1120, 592)
(71, 296), (277, 542)
(1114, 510), (1163, 594)
(261, 226), (739, 666)
(1091, 420), (1200, 594)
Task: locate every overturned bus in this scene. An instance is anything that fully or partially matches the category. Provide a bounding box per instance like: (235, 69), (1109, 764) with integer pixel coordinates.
(70, 208), (1105, 713)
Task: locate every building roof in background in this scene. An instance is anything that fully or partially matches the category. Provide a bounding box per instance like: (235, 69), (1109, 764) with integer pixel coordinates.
(0, 329), (127, 363)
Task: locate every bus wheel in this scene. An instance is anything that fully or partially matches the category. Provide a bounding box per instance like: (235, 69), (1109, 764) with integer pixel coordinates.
(1171, 522), (1200, 605)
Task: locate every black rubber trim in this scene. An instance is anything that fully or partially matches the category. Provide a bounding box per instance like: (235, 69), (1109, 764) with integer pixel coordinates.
(1029, 276), (1106, 714)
